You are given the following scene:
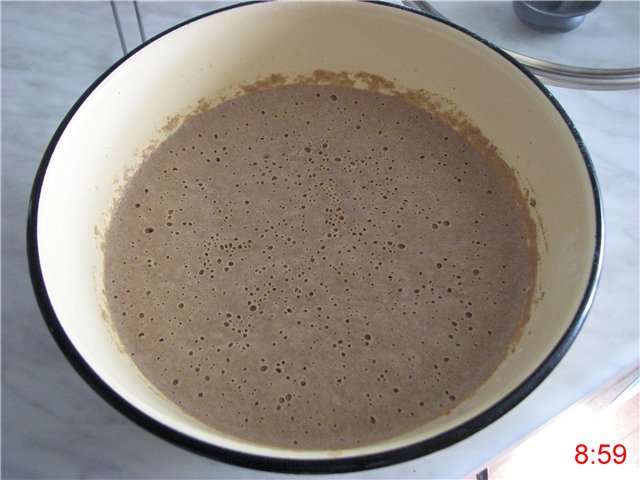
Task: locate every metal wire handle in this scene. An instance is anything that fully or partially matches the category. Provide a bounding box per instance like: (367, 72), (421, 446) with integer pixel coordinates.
(110, 0), (146, 56)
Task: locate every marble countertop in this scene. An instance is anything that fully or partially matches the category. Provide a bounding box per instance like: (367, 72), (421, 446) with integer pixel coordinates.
(2, 2), (638, 479)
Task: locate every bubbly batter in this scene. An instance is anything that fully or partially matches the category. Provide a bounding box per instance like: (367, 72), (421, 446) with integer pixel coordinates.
(104, 84), (536, 449)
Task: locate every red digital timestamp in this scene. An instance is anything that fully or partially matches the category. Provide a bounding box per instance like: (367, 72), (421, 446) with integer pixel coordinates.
(575, 444), (627, 464)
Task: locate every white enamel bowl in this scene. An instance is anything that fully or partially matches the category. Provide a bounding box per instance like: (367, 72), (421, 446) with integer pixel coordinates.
(28, 1), (602, 473)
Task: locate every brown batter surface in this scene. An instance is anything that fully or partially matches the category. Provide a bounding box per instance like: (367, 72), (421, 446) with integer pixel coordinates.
(104, 84), (536, 449)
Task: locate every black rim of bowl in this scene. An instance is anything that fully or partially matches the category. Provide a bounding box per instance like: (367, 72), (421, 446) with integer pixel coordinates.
(27, 0), (604, 474)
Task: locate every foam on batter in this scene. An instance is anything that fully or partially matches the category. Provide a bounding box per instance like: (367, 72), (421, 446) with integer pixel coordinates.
(103, 84), (536, 449)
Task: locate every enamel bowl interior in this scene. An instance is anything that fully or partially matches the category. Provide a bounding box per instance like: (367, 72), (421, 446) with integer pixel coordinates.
(32, 0), (600, 468)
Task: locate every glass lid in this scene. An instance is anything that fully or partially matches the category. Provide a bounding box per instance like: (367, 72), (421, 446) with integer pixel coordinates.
(403, 1), (640, 90)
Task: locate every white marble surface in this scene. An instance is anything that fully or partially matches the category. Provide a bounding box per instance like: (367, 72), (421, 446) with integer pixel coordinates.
(1, 1), (638, 479)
